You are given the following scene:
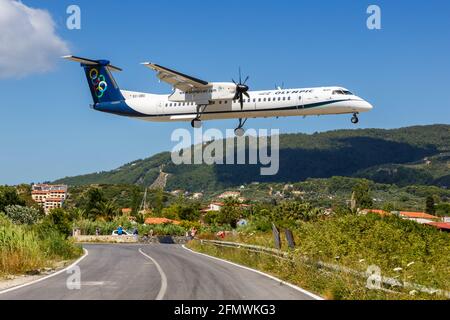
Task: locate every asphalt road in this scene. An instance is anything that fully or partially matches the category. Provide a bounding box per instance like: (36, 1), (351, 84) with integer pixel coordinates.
(0, 244), (319, 300)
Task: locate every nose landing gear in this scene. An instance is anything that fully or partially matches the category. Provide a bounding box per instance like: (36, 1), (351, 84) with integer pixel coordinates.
(351, 113), (359, 124)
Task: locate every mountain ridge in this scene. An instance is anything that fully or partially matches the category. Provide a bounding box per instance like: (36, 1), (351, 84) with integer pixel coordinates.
(54, 124), (450, 190)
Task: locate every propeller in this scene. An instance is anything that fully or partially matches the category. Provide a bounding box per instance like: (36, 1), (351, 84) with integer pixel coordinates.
(232, 67), (250, 110)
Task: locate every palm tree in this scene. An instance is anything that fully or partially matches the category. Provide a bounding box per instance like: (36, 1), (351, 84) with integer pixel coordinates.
(91, 201), (119, 221)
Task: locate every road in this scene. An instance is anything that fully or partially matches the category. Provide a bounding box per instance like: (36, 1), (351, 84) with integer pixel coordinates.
(0, 244), (319, 300)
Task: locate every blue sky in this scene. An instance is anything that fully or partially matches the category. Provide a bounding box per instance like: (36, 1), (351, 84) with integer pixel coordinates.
(1, 0), (449, 185)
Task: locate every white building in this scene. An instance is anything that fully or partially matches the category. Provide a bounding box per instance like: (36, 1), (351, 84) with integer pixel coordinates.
(31, 184), (67, 214)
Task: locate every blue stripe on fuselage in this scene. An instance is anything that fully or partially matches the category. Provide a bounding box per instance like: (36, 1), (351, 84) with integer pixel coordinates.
(93, 99), (354, 118)
(94, 101), (147, 116)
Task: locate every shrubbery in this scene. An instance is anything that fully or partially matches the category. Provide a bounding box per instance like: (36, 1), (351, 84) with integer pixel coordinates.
(4, 205), (43, 225)
(0, 213), (82, 275)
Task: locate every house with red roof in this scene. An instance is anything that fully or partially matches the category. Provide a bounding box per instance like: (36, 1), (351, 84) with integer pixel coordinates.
(395, 211), (440, 224)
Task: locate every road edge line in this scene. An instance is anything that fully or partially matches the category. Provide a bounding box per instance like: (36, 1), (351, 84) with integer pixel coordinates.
(0, 248), (89, 295)
(138, 248), (167, 300)
(182, 244), (323, 300)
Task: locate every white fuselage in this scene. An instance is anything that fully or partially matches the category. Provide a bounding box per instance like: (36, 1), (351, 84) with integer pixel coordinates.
(115, 86), (373, 122)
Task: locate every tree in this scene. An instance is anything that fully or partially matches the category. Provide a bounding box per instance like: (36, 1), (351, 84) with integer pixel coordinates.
(272, 201), (320, 226)
(4, 205), (43, 225)
(0, 186), (25, 213)
(149, 188), (166, 215)
(352, 181), (373, 210)
(68, 208), (86, 221)
(91, 201), (119, 221)
(425, 196), (436, 214)
(84, 188), (106, 219)
(43, 208), (72, 237)
(177, 205), (200, 221)
(217, 198), (241, 228)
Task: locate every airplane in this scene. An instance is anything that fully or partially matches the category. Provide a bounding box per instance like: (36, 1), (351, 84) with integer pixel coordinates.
(64, 55), (373, 136)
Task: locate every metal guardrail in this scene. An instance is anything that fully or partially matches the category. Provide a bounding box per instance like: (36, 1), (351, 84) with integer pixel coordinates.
(197, 239), (450, 299)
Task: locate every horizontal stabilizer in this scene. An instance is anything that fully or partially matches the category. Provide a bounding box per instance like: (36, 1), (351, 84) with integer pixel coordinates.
(62, 55), (122, 72)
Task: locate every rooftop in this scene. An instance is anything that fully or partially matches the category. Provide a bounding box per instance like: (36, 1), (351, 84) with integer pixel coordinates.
(398, 211), (438, 220)
(426, 222), (450, 231)
(144, 217), (181, 225)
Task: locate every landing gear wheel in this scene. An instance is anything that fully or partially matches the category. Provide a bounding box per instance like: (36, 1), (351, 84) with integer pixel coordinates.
(234, 127), (245, 137)
(351, 113), (359, 124)
(234, 118), (248, 136)
(191, 118), (202, 128)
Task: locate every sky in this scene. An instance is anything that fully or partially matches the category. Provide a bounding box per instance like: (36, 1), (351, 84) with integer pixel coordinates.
(0, 0), (449, 185)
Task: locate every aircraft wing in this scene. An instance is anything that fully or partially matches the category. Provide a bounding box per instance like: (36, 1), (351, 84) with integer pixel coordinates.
(141, 62), (210, 92)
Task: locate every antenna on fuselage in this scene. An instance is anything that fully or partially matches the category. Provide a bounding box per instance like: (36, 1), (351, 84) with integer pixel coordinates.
(275, 82), (285, 90)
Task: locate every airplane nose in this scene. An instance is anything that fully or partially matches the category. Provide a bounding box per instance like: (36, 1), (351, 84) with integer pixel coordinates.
(364, 101), (373, 110)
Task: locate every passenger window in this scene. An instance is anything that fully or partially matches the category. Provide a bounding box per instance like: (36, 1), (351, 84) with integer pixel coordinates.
(283, 97), (286, 101)
(258, 98), (261, 102)
(263, 98), (266, 102)
(288, 97), (291, 100)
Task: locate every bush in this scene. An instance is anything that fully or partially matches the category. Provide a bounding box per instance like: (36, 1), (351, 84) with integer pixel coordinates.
(204, 211), (220, 225)
(0, 186), (25, 213)
(39, 229), (81, 260)
(0, 213), (82, 275)
(4, 205), (43, 225)
(39, 208), (72, 238)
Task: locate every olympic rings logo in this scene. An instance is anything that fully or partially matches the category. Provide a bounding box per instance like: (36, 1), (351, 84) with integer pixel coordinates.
(89, 68), (108, 98)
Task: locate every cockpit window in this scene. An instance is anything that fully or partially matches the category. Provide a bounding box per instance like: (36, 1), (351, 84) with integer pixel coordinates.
(333, 90), (353, 95)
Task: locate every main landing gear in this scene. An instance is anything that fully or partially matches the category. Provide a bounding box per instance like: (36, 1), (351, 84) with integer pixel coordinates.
(234, 118), (247, 137)
(351, 113), (359, 124)
(191, 118), (202, 128)
(190, 104), (208, 128)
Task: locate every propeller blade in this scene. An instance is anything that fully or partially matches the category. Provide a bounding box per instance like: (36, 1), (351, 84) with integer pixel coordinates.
(243, 92), (250, 98)
(239, 93), (244, 110)
(243, 76), (249, 85)
(239, 67), (242, 84)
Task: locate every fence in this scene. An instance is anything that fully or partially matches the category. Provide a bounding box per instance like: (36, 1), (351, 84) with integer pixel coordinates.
(196, 239), (450, 299)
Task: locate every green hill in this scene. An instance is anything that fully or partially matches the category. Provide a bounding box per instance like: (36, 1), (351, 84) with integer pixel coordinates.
(54, 124), (450, 191)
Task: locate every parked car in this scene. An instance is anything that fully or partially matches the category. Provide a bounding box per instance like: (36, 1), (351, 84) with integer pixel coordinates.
(111, 229), (132, 236)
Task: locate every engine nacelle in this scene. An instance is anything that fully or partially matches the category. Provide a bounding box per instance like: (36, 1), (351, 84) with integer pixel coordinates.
(169, 82), (236, 104)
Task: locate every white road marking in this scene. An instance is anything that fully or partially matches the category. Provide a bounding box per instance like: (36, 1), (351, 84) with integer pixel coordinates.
(182, 245), (323, 300)
(0, 248), (89, 295)
(138, 248), (167, 300)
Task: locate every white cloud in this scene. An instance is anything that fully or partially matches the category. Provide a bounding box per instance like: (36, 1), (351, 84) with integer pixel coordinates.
(0, 0), (69, 78)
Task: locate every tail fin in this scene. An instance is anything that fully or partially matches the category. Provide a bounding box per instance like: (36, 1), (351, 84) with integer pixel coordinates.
(63, 55), (124, 104)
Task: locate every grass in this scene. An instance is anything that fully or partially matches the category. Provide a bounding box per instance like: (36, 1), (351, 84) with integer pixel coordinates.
(189, 213), (450, 300)
(0, 215), (83, 277)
